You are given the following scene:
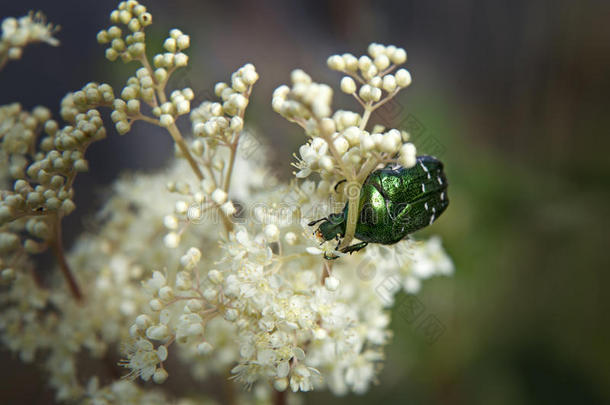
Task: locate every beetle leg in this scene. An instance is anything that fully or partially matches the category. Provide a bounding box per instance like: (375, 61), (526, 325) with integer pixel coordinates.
(340, 242), (368, 255)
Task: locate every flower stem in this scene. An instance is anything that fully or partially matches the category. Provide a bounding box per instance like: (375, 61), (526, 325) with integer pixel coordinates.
(50, 217), (82, 301)
(360, 104), (373, 131)
(166, 123), (204, 181)
(273, 389), (287, 405)
(0, 54), (8, 72)
(340, 192), (360, 250)
(222, 141), (237, 192)
(223, 370), (237, 405)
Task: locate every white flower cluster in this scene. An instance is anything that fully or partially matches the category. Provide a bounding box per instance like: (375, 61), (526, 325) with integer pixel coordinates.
(158, 63), (259, 247)
(0, 83), (113, 285)
(272, 44), (417, 186)
(0, 161), (214, 403)
(96, 1), (152, 63)
(0, 2), (454, 404)
(0, 11), (59, 69)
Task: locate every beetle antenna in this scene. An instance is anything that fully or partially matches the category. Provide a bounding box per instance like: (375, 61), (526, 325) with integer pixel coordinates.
(334, 179), (347, 192)
(307, 218), (327, 226)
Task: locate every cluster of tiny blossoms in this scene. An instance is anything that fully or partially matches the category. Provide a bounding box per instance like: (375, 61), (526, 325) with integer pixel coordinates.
(272, 43), (417, 255)
(0, 2), (454, 404)
(0, 83), (111, 293)
(0, 11), (59, 71)
(119, 43), (451, 397)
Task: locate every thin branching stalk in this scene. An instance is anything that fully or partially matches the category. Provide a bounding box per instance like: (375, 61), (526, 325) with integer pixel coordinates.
(50, 216), (82, 301)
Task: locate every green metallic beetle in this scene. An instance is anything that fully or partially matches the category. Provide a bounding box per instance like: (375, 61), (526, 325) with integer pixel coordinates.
(308, 155), (449, 259)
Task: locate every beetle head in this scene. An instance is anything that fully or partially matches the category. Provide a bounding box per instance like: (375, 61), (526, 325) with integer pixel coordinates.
(310, 213), (345, 241)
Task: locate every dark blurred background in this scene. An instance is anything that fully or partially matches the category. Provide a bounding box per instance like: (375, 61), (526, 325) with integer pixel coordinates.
(1, 0), (609, 404)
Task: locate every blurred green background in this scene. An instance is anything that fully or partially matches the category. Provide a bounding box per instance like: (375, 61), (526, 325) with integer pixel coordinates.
(1, 0), (609, 404)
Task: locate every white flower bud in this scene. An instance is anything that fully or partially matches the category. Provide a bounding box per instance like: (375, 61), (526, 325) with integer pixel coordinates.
(176, 100), (190, 115)
(358, 55), (372, 71)
(186, 299), (203, 312)
(368, 43), (385, 58)
(176, 34), (190, 49)
(314, 328), (328, 340)
(399, 143), (417, 168)
(241, 67), (258, 85)
(128, 18), (141, 33)
(164, 232), (180, 248)
(340, 76), (357, 94)
(333, 136), (349, 155)
(232, 77), (247, 92)
(153, 368), (168, 384)
(175, 200), (188, 215)
(163, 215), (178, 230)
(211, 189), (227, 205)
(175, 271), (192, 290)
(327, 54), (345, 70)
(359, 84), (372, 101)
(149, 299), (163, 311)
(380, 130), (400, 153)
(115, 120), (130, 135)
(203, 288), (217, 301)
(319, 156), (333, 172)
(207, 269), (223, 284)
(187, 323), (204, 336)
(391, 47), (407, 64)
(221, 201), (236, 216)
(160, 114), (174, 127)
(274, 378), (288, 392)
(343, 53), (358, 71)
(284, 232), (297, 245)
(343, 126), (361, 146)
(201, 178), (215, 194)
(163, 38), (176, 52)
(291, 69), (311, 84)
(197, 342), (213, 355)
(154, 68), (168, 83)
(119, 10), (131, 24)
(370, 76), (382, 88)
(264, 224), (280, 241)
(174, 52), (188, 67)
(374, 54), (390, 70)
(360, 132), (375, 151)
(230, 116), (243, 131)
(170, 28), (183, 39)
(224, 309), (239, 322)
(159, 286), (174, 301)
(395, 68), (412, 87)
(382, 75), (397, 92)
(158, 309), (171, 325)
(325, 276), (340, 291)
(135, 315), (152, 330)
(370, 86), (382, 101)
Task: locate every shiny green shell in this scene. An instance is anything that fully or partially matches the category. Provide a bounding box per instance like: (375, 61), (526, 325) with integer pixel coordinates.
(316, 155), (449, 245)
